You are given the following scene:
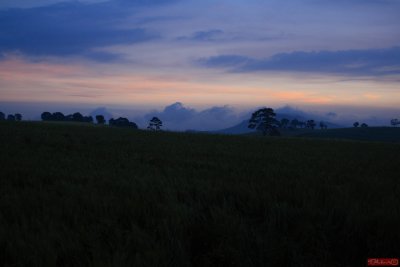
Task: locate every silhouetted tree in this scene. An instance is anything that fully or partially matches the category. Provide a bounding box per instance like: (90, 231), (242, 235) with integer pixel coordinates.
(390, 118), (399, 127)
(306, 120), (316, 129)
(15, 113), (22, 121)
(128, 122), (138, 129)
(353, 122), (359, 128)
(298, 121), (306, 128)
(0, 112), (5, 120)
(280, 118), (290, 129)
(72, 112), (83, 122)
(52, 112), (65, 121)
(248, 108), (279, 136)
(269, 128), (281, 136)
(96, 115), (105, 125)
(361, 123), (368, 128)
(82, 116), (93, 123)
(7, 114), (15, 121)
(319, 121), (327, 130)
(109, 117), (138, 129)
(41, 112), (52, 121)
(114, 117), (129, 127)
(148, 117), (163, 131)
(41, 111), (92, 122)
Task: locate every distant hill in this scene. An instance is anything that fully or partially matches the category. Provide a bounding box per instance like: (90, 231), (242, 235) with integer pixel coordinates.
(297, 127), (400, 143)
(213, 119), (255, 134)
(214, 113), (342, 135)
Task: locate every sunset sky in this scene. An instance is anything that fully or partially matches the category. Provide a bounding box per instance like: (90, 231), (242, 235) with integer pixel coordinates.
(0, 0), (399, 128)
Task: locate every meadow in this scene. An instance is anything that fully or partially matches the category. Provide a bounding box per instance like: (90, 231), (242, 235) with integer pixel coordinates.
(0, 121), (399, 267)
(296, 127), (400, 143)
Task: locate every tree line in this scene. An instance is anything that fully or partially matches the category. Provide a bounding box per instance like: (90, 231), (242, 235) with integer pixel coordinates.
(40, 111), (163, 130)
(246, 107), (394, 136)
(353, 122), (369, 128)
(390, 119), (400, 127)
(0, 112), (22, 121)
(40, 112), (133, 129)
(0, 110), (163, 131)
(41, 112), (94, 123)
(248, 107), (330, 136)
(1, 109), (399, 132)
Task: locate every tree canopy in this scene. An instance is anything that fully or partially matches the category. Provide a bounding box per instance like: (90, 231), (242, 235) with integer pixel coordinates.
(41, 112), (92, 123)
(248, 108), (279, 136)
(148, 117), (163, 131)
(109, 117), (138, 129)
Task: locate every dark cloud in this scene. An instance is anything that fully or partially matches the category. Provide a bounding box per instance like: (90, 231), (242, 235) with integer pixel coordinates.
(0, 1), (164, 60)
(199, 47), (400, 76)
(199, 55), (253, 68)
(177, 29), (224, 42)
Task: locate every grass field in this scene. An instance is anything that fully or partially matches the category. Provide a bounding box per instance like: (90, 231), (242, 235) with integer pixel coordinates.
(295, 127), (400, 143)
(1, 121), (399, 266)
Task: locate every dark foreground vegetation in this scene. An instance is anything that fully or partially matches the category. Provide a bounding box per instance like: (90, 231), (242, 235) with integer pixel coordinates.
(297, 127), (400, 143)
(0, 121), (399, 267)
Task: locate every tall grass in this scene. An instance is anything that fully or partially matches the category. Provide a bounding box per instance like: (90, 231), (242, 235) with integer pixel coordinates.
(0, 121), (399, 266)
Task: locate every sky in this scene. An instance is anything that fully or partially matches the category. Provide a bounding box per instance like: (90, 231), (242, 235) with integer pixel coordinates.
(0, 0), (399, 129)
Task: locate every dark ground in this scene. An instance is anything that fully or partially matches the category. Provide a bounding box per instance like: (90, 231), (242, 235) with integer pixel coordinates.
(0, 121), (399, 266)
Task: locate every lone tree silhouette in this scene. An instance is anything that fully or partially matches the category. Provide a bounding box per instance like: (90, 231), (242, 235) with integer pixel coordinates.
(148, 117), (163, 131)
(353, 122), (359, 128)
(0, 112), (5, 120)
(248, 107), (279, 136)
(361, 123), (368, 128)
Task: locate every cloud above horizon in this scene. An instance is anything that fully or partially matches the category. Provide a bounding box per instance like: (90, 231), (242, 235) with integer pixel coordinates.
(141, 102), (241, 131)
(0, 0), (400, 110)
(200, 47), (400, 76)
(0, 1), (177, 61)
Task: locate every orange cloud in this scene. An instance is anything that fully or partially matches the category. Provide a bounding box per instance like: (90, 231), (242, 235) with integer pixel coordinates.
(363, 93), (381, 100)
